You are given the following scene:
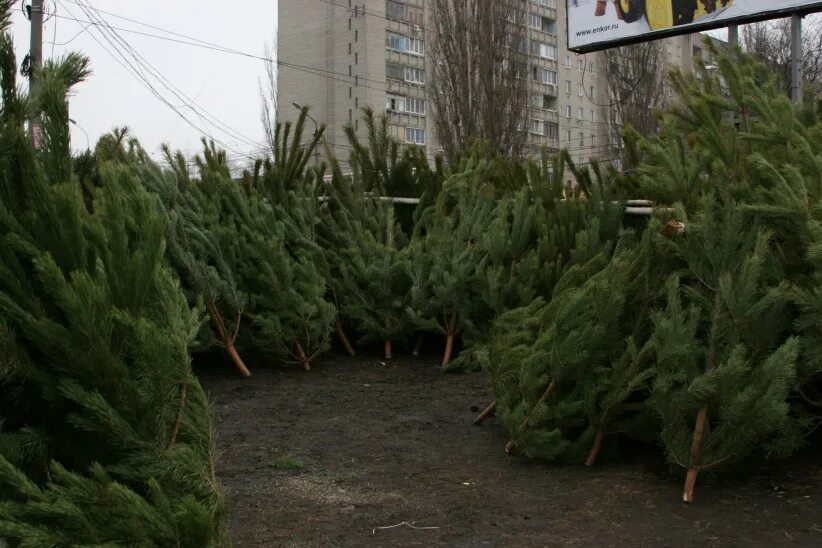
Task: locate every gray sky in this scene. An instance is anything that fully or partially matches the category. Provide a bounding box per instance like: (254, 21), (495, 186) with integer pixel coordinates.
(11, 0), (278, 167)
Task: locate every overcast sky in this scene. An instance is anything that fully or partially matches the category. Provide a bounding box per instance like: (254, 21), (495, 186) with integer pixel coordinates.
(10, 0), (278, 167)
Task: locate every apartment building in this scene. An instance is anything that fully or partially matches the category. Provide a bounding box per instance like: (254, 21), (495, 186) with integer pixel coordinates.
(277, 1), (689, 169)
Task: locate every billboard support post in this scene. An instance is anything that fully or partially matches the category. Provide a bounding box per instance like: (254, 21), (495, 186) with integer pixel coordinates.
(728, 25), (738, 46)
(791, 14), (804, 104)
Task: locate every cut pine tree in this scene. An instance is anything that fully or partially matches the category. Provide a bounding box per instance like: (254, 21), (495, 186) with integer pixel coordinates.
(683, 406), (709, 503)
(335, 319), (356, 357)
(294, 341), (312, 371)
(585, 422), (606, 467)
(206, 301), (251, 378)
(441, 312), (458, 367)
(474, 400), (497, 425)
(505, 380), (557, 454)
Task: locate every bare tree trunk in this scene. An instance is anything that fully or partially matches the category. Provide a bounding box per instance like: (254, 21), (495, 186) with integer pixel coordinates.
(585, 423), (606, 467)
(683, 407), (709, 503)
(474, 400), (497, 425)
(384, 339), (393, 360)
(294, 341), (311, 371)
(206, 301), (251, 378)
(441, 311), (458, 367)
(428, 0), (529, 162)
(335, 319), (356, 357)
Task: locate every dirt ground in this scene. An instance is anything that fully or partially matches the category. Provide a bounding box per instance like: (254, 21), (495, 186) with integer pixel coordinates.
(201, 353), (822, 547)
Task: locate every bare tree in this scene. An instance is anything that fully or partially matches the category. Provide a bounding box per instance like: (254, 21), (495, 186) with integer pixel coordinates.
(428, 0), (529, 162)
(604, 41), (670, 169)
(742, 15), (822, 98)
(260, 36), (278, 156)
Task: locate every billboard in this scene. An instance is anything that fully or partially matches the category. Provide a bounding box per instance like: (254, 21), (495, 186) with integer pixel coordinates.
(568, 1), (822, 52)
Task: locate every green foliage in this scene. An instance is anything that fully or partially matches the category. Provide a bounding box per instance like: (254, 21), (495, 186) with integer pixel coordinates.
(487, 43), (822, 497)
(0, 11), (225, 542)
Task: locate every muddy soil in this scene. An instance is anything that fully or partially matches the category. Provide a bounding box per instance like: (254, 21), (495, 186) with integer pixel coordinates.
(201, 353), (822, 547)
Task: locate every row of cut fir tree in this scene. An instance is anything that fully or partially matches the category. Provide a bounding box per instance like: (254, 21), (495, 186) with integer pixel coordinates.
(1, 7), (821, 541)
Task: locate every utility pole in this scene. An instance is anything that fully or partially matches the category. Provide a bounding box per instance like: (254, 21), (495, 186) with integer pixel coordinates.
(790, 14), (803, 105)
(28, 0), (44, 149)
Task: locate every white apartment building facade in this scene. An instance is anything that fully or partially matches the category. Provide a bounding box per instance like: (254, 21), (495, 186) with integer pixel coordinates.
(277, 1), (694, 170)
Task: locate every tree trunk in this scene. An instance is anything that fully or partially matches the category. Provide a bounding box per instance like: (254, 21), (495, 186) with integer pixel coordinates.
(167, 380), (188, 449)
(412, 336), (423, 357)
(441, 312), (458, 367)
(585, 423), (606, 467)
(682, 406), (709, 503)
(335, 319), (356, 357)
(384, 339), (393, 360)
(226, 343), (252, 378)
(506, 380), (557, 454)
(294, 341), (311, 371)
(474, 400), (497, 425)
(206, 301), (251, 378)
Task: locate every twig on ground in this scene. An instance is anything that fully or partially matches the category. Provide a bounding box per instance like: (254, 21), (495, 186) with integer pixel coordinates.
(372, 521), (440, 535)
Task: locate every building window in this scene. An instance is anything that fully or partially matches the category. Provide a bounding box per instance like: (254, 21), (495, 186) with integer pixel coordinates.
(405, 127), (426, 145)
(578, 132), (584, 147)
(348, 18), (351, 30)
(348, 43), (352, 54)
(535, 68), (557, 85)
(387, 94), (404, 112)
(565, 54), (571, 68)
(546, 121), (559, 139)
(355, 97), (359, 108)
(528, 13), (541, 30)
(407, 36), (424, 55)
(349, 109), (352, 122)
(591, 134), (596, 147)
(566, 130), (571, 142)
(578, 84), (584, 97)
(531, 119), (544, 136)
(590, 110), (596, 123)
(565, 105), (571, 118)
(542, 94), (553, 109)
(386, 0), (405, 20)
(387, 32), (424, 55)
(565, 80), (571, 94)
(386, 32), (403, 51)
(578, 59), (584, 72)
(405, 67), (425, 84)
(349, 86), (352, 98)
(355, 30), (358, 42)
(578, 107), (584, 120)
(590, 62), (595, 72)
(406, 97), (426, 115)
(349, 65), (352, 76)
(355, 52), (358, 65)
(386, 62), (404, 80)
(531, 41), (556, 60)
(355, 75), (359, 86)
(590, 86), (594, 99)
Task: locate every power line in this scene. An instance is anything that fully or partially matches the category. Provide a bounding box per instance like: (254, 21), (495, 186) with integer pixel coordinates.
(61, 0), (263, 163)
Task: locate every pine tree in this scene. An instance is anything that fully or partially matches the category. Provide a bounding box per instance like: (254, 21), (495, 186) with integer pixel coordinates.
(407, 182), (496, 366)
(140, 141), (252, 377)
(0, 13), (225, 541)
(649, 196), (801, 503)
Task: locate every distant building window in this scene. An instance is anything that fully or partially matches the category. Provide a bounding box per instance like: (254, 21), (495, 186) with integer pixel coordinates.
(565, 105), (571, 118)
(386, 32), (424, 55)
(565, 54), (571, 68)
(386, 0), (405, 21)
(578, 107), (583, 120)
(531, 118), (544, 136)
(590, 110), (596, 123)
(565, 80), (571, 94)
(578, 132), (584, 147)
(530, 41), (556, 60)
(578, 84), (584, 96)
(405, 127), (426, 145)
(386, 62), (405, 80)
(578, 59), (584, 72)
(405, 67), (425, 84)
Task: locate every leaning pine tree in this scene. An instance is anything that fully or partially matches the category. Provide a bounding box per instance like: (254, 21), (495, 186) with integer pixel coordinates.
(0, 12), (225, 543)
